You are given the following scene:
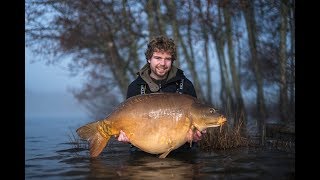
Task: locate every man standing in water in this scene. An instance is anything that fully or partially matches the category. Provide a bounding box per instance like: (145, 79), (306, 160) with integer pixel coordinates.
(118, 35), (206, 151)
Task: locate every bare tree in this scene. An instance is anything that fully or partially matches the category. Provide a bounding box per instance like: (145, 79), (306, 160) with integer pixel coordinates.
(241, 0), (267, 144)
(222, 1), (247, 133)
(279, 0), (290, 122)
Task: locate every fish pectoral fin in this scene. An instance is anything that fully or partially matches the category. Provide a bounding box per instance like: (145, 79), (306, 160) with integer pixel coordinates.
(159, 147), (174, 159)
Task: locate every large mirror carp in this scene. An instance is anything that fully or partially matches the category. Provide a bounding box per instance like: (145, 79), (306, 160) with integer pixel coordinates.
(76, 93), (227, 158)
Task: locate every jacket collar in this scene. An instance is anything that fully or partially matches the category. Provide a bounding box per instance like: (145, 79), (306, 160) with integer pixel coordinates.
(137, 63), (182, 92)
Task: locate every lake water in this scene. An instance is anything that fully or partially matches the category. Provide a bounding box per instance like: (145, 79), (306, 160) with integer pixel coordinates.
(25, 117), (295, 179)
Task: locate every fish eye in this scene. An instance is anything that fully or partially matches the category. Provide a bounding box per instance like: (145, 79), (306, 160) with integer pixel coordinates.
(209, 108), (216, 113)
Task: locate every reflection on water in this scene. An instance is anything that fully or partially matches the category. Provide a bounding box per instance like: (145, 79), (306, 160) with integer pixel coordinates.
(86, 152), (200, 179)
(25, 117), (295, 179)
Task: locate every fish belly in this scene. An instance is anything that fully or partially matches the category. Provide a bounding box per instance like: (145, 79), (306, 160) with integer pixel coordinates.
(125, 124), (190, 154)
(108, 93), (196, 154)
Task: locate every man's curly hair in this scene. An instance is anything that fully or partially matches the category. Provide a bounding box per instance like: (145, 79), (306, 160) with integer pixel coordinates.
(145, 35), (177, 62)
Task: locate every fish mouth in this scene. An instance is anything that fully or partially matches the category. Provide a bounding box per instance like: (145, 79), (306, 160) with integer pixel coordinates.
(207, 124), (221, 128)
(206, 117), (227, 133)
(218, 117), (227, 125)
(206, 116), (227, 127)
(194, 116), (227, 132)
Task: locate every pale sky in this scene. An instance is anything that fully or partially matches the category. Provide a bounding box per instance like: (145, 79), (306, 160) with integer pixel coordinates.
(25, 48), (82, 93)
(25, 48), (89, 119)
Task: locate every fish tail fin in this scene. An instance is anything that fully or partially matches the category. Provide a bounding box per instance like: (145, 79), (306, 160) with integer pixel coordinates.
(76, 121), (110, 157)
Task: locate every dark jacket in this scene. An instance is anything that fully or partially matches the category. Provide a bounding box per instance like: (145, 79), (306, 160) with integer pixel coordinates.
(126, 64), (197, 99)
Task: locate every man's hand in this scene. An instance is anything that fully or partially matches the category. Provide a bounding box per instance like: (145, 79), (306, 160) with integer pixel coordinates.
(187, 129), (207, 143)
(117, 130), (130, 143)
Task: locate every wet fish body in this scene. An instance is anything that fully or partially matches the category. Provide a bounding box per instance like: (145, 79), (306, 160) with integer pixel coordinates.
(76, 93), (226, 158)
